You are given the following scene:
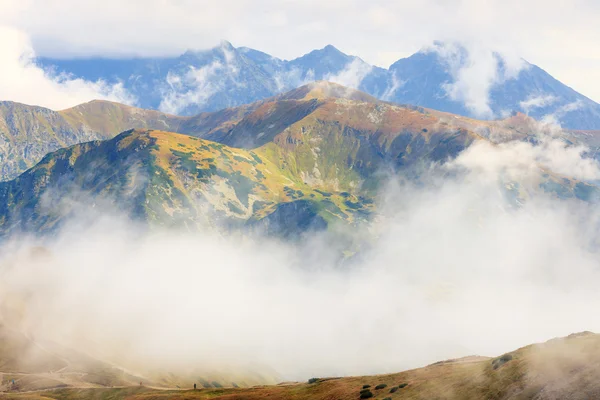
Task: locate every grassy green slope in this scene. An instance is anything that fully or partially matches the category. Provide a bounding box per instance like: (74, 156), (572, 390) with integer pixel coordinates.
(0, 98), (257, 182)
(1, 82), (598, 235)
(0, 129), (373, 236)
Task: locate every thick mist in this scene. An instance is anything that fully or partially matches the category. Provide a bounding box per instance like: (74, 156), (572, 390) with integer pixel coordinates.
(1, 127), (600, 382)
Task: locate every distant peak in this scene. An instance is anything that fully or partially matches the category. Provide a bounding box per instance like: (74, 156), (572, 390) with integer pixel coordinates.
(219, 40), (235, 50)
(183, 40), (236, 56)
(300, 44), (345, 57)
(320, 44), (344, 55)
(419, 40), (467, 56)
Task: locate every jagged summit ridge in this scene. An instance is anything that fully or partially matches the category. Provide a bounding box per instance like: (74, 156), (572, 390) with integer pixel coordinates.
(37, 41), (600, 129)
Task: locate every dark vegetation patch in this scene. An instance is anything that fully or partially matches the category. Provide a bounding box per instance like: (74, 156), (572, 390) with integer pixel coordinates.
(362, 385), (371, 389)
(399, 383), (408, 388)
(375, 384), (387, 390)
(250, 200), (327, 239)
(315, 189), (331, 197)
(390, 387), (398, 393)
(199, 378), (211, 388)
(308, 378), (319, 384)
(344, 199), (362, 209)
(252, 200), (270, 214)
(284, 186), (304, 199)
(233, 155), (250, 163)
(227, 171), (256, 207)
(358, 195), (374, 204)
(196, 164), (218, 180)
(250, 152), (263, 164)
(170, 149), (197, 172)
(194, 165), (256, 207)
(320, 198), (343, 215)
(359, 390), (373, 399)
(227, 201), (244, 215)
(209, 143), (224, 150)
(492, 354), (513, 370)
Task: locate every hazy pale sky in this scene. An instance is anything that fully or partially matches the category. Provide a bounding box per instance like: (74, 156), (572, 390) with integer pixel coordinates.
(1, 0), (600, 102)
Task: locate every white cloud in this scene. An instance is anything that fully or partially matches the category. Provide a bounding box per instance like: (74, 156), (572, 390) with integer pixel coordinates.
(2, 0), (600, 385)
(159, 61), (225, 114)
(0, 26), (136, 110)
(2, 130), (600, 381)
(431, 42), (527, 118)
(158, 43), (242, 114)
(453, 117), (600, 182)
(2, 0), (599, 103)
(541, 100), (585, 127)
(560, 100), (584, 114)
(520, 94), (559, 113)
(454, 137), (600, 183)
(1, 1), (600, 112)
(381, 71), (404, 101)
(323, 58), (373, 89)
(273, 67), (313, 92)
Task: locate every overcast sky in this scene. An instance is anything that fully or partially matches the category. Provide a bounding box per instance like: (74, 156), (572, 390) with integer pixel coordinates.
(1, 0), (600, 103)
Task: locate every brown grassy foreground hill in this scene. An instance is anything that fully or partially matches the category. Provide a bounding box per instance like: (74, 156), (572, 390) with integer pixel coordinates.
(3, 332), (600, 400)
(0, 322), (277, 394)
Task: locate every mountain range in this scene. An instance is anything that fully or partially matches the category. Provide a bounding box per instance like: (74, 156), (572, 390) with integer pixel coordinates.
(2, 42), (600, 400)
(38, 41), (600, 130)
(1, 82), (598, 238)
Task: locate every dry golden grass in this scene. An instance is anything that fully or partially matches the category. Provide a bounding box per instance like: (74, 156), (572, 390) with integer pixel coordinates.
(4, 332), (600, 400)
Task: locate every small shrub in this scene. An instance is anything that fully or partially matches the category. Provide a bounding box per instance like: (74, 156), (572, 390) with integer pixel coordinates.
(399, 383), (408, 388)
(362, 385), (371, 389)
(384, 398), (392, 400)
(360, 390), (373, 399)
(492, 354), (513, 370)
(375, 384), (388, 390)
(390, 386), (399, 393)
(308, 378), (319, 384)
